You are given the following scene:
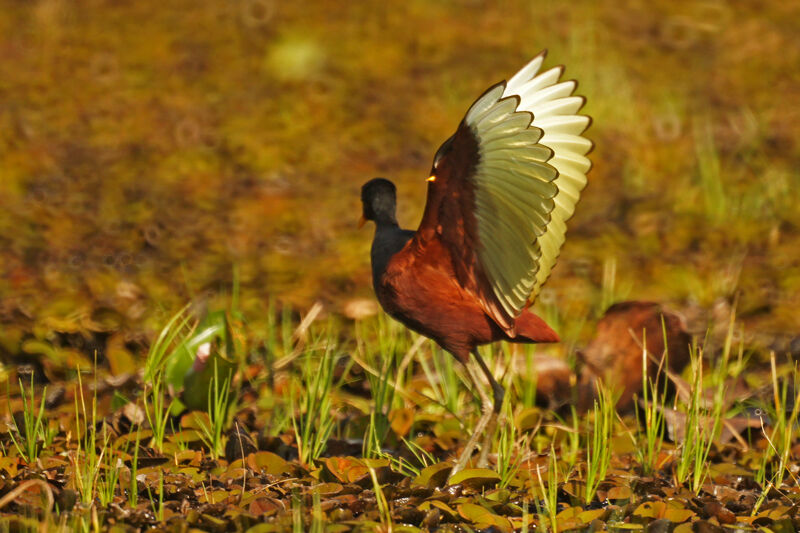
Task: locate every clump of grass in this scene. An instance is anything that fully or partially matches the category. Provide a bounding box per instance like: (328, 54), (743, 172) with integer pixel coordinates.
(634, 326), (669, 476)
(674, 343), (725, 493)
(675, 311), (735, 493)
(673, 345), (706, 489)
(497, 400), (528, 489)
(194, 358), (234, 460)
(357, 316), (401, 459)
(585, 381), (614, 503)
(142, 306), (192, 452)
(97, 442), (124, 507)
(755, 352), (800, 510)
(71, 364), (109, 507)
(292, 328), (338, 466)
(7, 375), (50, 464)
(419, 341), (467, 419)
(549, 406), (580, 469)
(363, 358), (396, 459)
(142, 368), (173, 454)
(534, 445), (560, 533)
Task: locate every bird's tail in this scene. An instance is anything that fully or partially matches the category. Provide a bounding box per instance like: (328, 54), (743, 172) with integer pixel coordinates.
(510, 311), (560, 343)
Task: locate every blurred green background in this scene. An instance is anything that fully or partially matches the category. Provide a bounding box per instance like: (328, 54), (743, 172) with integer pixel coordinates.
(0, 0), (798, 371)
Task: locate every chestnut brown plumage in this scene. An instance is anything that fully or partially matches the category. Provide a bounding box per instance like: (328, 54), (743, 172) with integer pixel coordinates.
(360, 51), (592, 474)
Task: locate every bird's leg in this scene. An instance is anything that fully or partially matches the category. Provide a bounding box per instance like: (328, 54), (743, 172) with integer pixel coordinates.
(451, 349), (505, 475)
(473, 348), (505, 468)
(451, 363), (494, 475)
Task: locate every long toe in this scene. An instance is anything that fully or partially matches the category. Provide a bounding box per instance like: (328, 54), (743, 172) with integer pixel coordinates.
(451, 406), (494, 476)
(476, 411), (499, 468)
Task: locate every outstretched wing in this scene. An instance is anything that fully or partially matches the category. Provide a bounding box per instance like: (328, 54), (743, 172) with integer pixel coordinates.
(416, 51), (592, 334)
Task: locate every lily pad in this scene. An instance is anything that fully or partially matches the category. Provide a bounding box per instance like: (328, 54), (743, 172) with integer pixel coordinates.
(515, 407), (543, 432)
(607, 485), (633, 500)
(247, 451), (292, 475)
(448, 468), (501, 489)
(413, 462), (452, 488)
(458, 503), (513, 533)
(324, 456), (369, 484)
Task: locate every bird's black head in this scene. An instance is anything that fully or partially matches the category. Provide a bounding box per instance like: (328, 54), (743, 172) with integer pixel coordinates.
(360, 178), (398, 226)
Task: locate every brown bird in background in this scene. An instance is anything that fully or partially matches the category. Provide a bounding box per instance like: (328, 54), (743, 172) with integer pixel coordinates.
(360, 51), (592, 474)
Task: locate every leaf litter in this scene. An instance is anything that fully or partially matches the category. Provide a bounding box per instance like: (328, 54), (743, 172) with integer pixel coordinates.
(1, 301), (800, 532)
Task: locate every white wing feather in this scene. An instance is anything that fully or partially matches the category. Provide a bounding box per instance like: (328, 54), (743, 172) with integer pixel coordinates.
(501, 51), (592, 298)
(460, 51), (592, 321)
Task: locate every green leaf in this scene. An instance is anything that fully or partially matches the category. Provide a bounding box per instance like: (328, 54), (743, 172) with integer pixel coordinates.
(448, 468), (501, 489)
(607, 485), (633, 500)
(164, 309), (228, 390)
(180, 350), (235, 412)
(310, 482), (343, 496)
(324, 456), (369, 484)
(579, 509), (607, 523)
(247, 451), (292, 476)
(663, 507), (694, 523)
(458, 503), (513, 533)
(515, 407), (543, 432)
(413, 462), (452, 488)
(634, 501), (665, 519)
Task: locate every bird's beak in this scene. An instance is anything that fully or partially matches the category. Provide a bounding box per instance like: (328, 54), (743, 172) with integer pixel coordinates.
(427, 174), (436, 182)
(358, 215), (367, 229)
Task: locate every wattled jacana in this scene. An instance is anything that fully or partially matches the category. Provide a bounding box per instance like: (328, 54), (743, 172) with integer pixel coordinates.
(360, 51), (592, 474)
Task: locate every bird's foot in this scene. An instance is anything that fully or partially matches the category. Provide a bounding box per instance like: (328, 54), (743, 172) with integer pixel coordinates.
(451, 409), (494, 476)
(451, 451), (473, 477)
(475, 411), (502, 468)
